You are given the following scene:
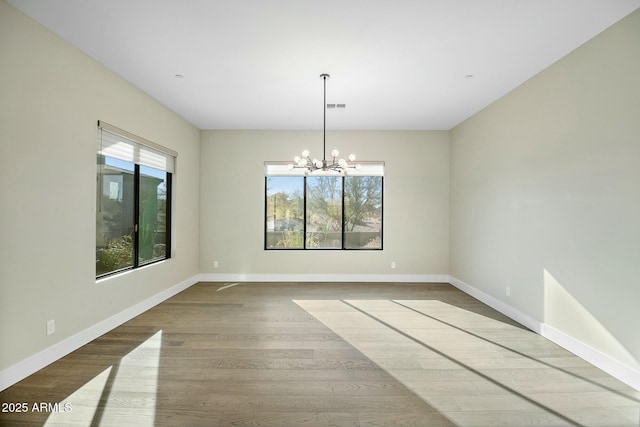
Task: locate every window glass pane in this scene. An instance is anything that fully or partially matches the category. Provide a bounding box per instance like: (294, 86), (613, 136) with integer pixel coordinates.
(344, 176), (383, 249)
(96, 155), (135, 276)
(139, 165), (169, 265)
(306, 176), (342, 249)
(265, 177), (304, 248)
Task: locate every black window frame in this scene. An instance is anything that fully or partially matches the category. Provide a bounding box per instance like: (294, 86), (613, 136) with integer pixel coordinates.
(96, 122), (174, 279)
(264, 174), (384, 251)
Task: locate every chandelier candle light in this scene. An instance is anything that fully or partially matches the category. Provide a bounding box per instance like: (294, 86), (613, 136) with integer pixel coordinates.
(289, 74), (358, 175)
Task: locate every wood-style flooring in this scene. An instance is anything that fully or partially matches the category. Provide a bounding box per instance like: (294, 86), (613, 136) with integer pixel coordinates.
(1, 282), (638, 426)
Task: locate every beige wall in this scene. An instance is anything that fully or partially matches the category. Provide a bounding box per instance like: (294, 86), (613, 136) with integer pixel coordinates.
(0, 1), (201, 372)
(200, 130), (450, 278)
(450, 10), (640, 371)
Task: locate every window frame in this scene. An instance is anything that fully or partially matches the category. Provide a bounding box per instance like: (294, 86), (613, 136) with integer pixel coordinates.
(264, 162), (384, 251)
(96, 122), (175, 279)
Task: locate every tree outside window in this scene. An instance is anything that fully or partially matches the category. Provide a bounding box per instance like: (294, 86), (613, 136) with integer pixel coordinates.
(265, 173), (382, 250)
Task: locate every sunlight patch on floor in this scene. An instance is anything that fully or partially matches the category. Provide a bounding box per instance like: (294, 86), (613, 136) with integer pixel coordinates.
(44, 366), (112, 426)
(44, 330), (163, 427)
(294, 299), (640, 427)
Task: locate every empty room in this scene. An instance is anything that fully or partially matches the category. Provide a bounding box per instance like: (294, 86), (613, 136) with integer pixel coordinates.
(1, 1), (639, 426)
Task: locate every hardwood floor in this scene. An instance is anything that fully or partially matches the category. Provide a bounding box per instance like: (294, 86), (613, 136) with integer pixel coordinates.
(1, 282), (638, 426)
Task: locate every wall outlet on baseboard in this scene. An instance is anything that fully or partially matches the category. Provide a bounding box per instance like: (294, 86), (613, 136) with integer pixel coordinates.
(213, 260), (219, 269)
(391, 261), (397, 269)
(505, 286), (511, 297)
(46, 319), (55, 336)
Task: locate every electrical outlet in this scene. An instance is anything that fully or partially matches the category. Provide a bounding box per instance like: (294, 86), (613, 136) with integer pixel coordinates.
(213, 260), (219, 269)
(506, 286), (511, 297)
(46, 319), (55, 336)
(391, 261), (397, 269)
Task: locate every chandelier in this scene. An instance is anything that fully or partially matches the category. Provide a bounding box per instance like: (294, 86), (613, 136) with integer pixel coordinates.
(290, 74), (357, 174)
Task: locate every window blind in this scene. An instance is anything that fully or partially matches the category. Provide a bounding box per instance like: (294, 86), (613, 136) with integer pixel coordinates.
(97, 120), (176, 173)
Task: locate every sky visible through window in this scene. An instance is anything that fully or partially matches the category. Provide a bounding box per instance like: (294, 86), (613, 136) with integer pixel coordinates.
(266, 176), (302, 196)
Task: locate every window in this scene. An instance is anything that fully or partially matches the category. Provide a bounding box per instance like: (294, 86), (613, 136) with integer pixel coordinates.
(265, 176), (304, 248)
(264, 162), (384, 250)
(306, 176), (343, 248)
(343, 175), (383, 249)
(96, 121), (175, 278)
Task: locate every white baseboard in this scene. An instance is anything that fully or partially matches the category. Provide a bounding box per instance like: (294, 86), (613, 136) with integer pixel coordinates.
(448, 276), (541, 332)
(449, 275), (640, 391)
(540, 323), (640, 391)
(0, 275), (201, 392)
(199, 273), (450, 283)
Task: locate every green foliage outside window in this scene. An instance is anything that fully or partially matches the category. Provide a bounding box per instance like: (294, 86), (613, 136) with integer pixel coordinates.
(265, 175), (382, 250)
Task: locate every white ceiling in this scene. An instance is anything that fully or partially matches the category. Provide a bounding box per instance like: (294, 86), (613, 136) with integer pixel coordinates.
(8, 0), (640, 130)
